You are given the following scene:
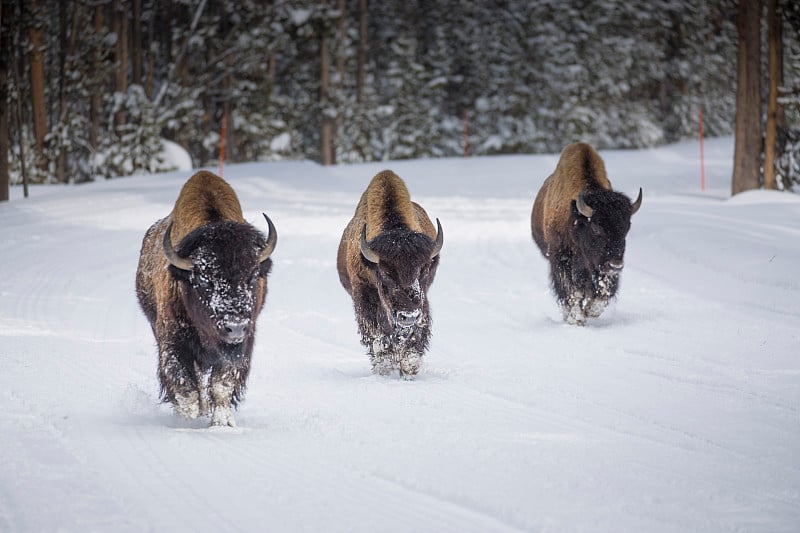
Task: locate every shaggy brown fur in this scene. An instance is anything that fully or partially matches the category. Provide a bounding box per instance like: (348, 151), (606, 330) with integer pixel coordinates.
(136, 171), (274, 426)
(168, 170), (246, 244)
(337, 170), (441, 377)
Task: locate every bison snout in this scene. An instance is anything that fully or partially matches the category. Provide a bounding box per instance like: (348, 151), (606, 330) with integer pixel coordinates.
(219, 319), (249, 344)
(606, 259), (624, 272)
(396, 309), (421, 328)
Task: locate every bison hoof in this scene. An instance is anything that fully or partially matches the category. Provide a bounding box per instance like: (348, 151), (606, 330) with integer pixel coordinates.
(370, 355), (395, 376)
(210, 406), (236, 427)
(399, 352), (422, 378)
(562, 304), (587, 325)
(173, 392), (202, 420)
(585, 298), (609, 319)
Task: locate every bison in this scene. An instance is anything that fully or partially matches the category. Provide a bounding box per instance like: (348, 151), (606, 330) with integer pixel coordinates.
(337, 170), (443, 377)
(531, 142), (641, 325)
(135, 171), (277, 426)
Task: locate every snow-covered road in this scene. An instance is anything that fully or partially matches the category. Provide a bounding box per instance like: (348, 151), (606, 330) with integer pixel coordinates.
(1, 138), (798, 532)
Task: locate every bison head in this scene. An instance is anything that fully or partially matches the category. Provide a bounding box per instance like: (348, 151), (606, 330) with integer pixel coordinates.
(360, 220), (443, 335)
(570, 188), (642, 276)
(163, 215), (277, 351)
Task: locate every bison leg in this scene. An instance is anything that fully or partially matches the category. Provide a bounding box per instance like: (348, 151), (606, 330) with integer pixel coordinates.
(209, 373), (236, 427)
(562, 292), (588, 326)
(373, 319), (430, 378)
(398, 349), (422, 378)
(352, 288), (395, 375)
(158, 345), (204, 419)
(194, 361), (211, 416)
(585, 270), (620, 318)
(367, 332), (394, 376)
(396, 316), (431, 378)
(550, 252), (587, 325)
(208, 366), (244, 427)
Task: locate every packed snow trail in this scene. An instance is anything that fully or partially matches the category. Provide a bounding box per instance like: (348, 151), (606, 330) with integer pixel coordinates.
(1, 138), (798, 532)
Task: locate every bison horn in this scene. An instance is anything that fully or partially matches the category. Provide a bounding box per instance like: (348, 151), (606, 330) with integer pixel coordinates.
(576, 190), (594, 219)
(631, 187), (643, 215)
(163, 221), (193, 271)
(259, 213), (277, 263)
(431, 218), (443, 259)
(360, 224), (380, 264)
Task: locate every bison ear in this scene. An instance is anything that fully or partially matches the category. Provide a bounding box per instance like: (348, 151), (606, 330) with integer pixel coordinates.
(360, 224), (380, 264)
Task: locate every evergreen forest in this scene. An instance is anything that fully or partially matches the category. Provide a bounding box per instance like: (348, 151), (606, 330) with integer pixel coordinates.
(1, 0), (799, 187)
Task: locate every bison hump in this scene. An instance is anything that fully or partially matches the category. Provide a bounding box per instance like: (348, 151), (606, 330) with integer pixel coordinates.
(170, 171), (245, 243)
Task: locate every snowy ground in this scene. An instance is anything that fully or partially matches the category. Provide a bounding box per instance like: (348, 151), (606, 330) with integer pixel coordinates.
(1, 138), (798, 532)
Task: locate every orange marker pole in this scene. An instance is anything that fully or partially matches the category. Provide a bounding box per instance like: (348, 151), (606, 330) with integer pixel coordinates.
(219, 110), (227, 177)
(699, 108), (705, 192)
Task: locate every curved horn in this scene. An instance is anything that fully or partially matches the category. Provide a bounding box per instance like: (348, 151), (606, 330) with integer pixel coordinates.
(576, 190), (594, 219)
(630, 187), (643, 215)
(259, 213), (278, 263)
(163, 222), (193, 271)
(430, 218), (443, 259)
(360, 224), (380, 264)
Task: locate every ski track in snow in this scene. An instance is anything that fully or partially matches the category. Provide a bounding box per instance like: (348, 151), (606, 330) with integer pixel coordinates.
(1, 138), (799, 532)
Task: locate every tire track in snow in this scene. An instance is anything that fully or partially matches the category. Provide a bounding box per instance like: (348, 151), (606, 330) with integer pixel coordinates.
(154, 427), (467, 532)
(0, 390), (145, 531)
(89, 423), (237, 531)
(364, 471), (527, 533)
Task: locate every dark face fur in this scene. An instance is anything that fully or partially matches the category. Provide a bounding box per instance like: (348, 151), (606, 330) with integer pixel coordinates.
(170, 222), (270, 351)
(366, 230), (439, 334)
(570, 190), (634, 276)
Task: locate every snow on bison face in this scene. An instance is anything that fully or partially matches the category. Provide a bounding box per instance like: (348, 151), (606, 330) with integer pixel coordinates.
(164, 216), (276, 350)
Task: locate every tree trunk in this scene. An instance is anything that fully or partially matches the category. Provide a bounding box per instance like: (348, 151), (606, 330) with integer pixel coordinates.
(56, 1), (79, 183)
(732, 0), (762, 195)
(224, 71), (235, 163)
(763, 0), (781, 190)
(56, 0), (67, 182)
(356, 0), (367, 102)
(114, 0), (128, 131)
(320, 2), (334, 166)
(12, 17), (29, 197)
(90, 3), (103, 151)
(27, 0), (48, 176)
(0, 0), (9, 201)
(334, 0), (345, 162)
(267, 52), (275, 93)
(146, 42), (154, 98)
(132, 0), (142, 85)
